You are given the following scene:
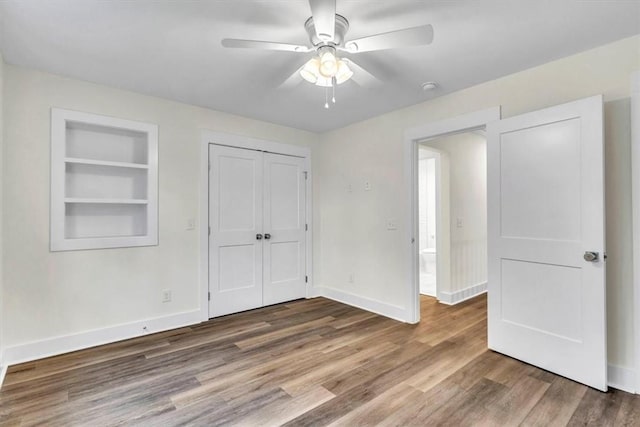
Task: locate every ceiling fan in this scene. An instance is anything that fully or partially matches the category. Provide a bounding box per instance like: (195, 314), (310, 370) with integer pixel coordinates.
(221, 0), (434, 107)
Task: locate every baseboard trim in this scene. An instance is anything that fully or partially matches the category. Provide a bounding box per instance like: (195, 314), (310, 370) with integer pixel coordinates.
(438, 282), (487, 305)
(312, 286), (410, 323)
(608, 364), (636, 393)
(0, 364), (7, 389)
(2, 310), (202, 368)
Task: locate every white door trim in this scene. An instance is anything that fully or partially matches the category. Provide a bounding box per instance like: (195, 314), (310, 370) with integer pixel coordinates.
(631, 70), (640, 394)
(199, 130), (313, 320)
(403, 107), (501, 323)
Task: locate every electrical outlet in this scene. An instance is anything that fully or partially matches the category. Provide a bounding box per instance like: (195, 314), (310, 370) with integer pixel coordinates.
(162, 290), (172, 303)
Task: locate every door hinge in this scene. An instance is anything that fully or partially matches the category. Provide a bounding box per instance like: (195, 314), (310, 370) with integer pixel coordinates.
(208, 162), (211, 171)
(303, 171), (308, 180)
(305, 276), (308, 283)
(208, 292), (211, 301)
(208, 226), (211, 236)
(305, 223), (308, 231)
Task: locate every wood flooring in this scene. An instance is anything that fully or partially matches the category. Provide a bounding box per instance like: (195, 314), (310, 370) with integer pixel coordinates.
(1, 294), (639, 426)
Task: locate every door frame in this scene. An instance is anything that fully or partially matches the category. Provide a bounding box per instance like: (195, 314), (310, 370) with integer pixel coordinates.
(631, 70), (640, 394)
(403, 107), (501, 323)
(199, 130), (313, 320)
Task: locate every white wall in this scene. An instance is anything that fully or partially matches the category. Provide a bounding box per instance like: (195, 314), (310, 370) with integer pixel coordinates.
(0, 51), (4, 369)
(316, 35), (640, 369)
(422, 132), (487, 295)
(2, 64), (319, 353)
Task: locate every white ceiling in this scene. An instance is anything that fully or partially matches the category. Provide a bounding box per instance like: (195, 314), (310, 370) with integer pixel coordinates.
(0, 1), (638, 132)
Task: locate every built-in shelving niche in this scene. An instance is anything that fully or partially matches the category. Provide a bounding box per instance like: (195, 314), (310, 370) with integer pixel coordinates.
(51, 109), (158, 251)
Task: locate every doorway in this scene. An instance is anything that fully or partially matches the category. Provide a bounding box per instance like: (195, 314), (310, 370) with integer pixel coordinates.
(405, 107), (499, 323)
(418, 153), (438, 297)
(406, 97), (608, 391)
(199, 131), (313, 320)
(208, 144), (307, 317)
(418, 132), (488, 305)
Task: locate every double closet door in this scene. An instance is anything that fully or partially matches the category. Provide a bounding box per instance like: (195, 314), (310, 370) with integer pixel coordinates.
(208, 144), (307, 317)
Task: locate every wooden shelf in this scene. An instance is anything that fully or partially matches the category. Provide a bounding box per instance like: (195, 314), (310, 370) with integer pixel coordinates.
(64, 198), (149, 205)
(65, 157), (149, 169)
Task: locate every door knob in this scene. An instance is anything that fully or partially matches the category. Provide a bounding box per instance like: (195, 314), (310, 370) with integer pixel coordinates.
(264, 233), (271, 240)
(584, 251), (599, 262)
(256, 234), (263, 240)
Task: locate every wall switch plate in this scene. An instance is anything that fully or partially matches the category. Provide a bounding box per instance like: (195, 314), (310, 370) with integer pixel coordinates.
(186, 218), (196, 230)
(349, 274), (355, 283)
(387, 219), (398, 230)
(162, 290), (172, 303)
(364, 181), (371, 191)
(456, 218), (463, 228)
(347, 184), (353, 193)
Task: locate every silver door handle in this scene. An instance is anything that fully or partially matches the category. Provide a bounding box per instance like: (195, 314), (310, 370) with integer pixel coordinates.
(264, 233), (271, 240)
(584, 251), (599, 262)
(256, 234), (263, 240)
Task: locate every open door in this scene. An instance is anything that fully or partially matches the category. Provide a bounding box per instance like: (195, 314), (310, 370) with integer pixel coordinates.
(487, 95), (607, 391)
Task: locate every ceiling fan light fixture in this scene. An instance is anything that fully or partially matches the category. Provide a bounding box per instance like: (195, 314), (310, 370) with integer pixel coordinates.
(299, 47), (354, 92)
(300, 58), (320, 83)
(318, 46), (338, 77)
(335, 60), (353, 85)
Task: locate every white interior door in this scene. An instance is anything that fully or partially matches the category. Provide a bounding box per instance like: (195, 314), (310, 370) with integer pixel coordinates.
(209, 145), (263, 317)
(487, 95), (607, 391)
(263, 153), (307, 305)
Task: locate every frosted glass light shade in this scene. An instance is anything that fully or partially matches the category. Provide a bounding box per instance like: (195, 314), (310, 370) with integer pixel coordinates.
(335, 60), (353, 85)
(318, 50), (338, 77)
(300, 58), (320, 83)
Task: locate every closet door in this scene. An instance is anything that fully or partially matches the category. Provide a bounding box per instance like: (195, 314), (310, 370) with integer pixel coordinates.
(209, 145), (263, 317)
(263, 153), (307, 305)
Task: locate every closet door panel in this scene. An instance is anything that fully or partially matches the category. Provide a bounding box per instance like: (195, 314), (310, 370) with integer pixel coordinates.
(263, 153), (307, 305)
(209, 145), (263, 317)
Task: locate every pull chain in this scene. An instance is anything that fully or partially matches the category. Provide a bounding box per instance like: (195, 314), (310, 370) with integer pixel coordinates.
(324, 86), (329, 109)
(332, 77), (336, 103)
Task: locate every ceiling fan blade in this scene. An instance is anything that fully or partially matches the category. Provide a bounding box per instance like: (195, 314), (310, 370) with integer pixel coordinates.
(308, 0), (336, 41)
(278, 64), (306, 89)
(344, 24), (434, 53)
(343, 59), (381, 87)
(221, 39), (312, 53)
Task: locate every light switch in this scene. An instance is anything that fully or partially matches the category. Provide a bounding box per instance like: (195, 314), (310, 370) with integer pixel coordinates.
(387, 219), (398, 230)
(364, 181), (371, 191)
(456, 218), (463, 228)
(187, 218), (196, 230)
